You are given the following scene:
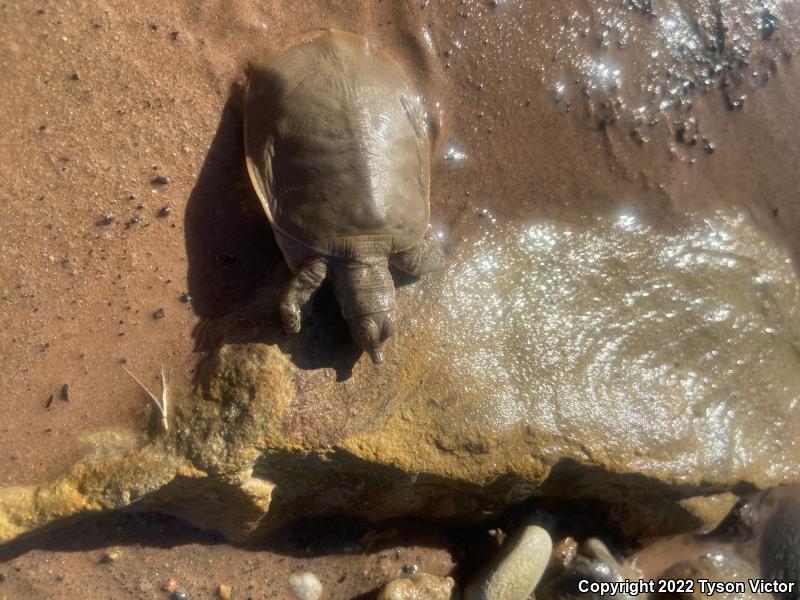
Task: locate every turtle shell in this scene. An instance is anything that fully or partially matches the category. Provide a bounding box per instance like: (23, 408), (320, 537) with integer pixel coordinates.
(244, 30), (431, 261)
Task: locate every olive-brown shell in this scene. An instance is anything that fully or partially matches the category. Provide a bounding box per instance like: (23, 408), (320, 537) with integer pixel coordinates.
(244, 30), (430, 260)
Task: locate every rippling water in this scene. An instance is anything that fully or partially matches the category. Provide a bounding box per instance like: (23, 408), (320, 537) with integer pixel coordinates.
(402, 210), (800, 478)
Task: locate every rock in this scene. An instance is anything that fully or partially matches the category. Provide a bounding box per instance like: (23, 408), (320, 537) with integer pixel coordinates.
(677, 493), (739, 533)
(463, 523), (551, 600)
(550, 537), (578, 569)
(537, 538), (638, 600)
(758, 488), (800, 600)
(656, 553), (768, 600)
(378, 573), (457, 600)
(2, 210), (800, 545)
(163, 578), (178, 592)
(0, 445), (199, 543)
(217, 583), (233, 599)
(289, 571), (322, 600)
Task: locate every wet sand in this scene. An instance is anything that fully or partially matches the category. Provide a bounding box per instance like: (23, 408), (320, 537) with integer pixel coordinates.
(2, 0), (800, 597)
(0, 513), (456, 598)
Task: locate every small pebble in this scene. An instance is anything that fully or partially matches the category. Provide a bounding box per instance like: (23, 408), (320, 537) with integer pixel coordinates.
(170, 31), (179, 41)
(129, 215), (140, 225)
(402, 564), (418, 575)
(180, 292), (192, 303)
(162, 578), (178, 592)
(70, 72), (80, 80)
(152, 175), (170, 185)
(217, 583), (232, 599)
(99, 213), (114, 226)
(378, 574), (455, 600)
(158, 205), (173, 217)
(171, 592), (189, 600)
(289, 572), (322, 600)
(153, 308), (166, 319)
(550, 536), (578, 567)
(99, 549), (120, 563)
(727, 95), (747, 111)
(61, 383), (70, 402)
(45, 394), (54, 409)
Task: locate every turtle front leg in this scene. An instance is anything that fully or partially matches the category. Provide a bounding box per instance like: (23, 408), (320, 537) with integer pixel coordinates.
(390, 230), (445, 276)
(280, 258), (327, 334)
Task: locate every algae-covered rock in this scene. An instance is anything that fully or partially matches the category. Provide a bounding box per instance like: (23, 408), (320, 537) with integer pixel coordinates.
(2, 210), (800, 544)
(244, 209), (800, 537)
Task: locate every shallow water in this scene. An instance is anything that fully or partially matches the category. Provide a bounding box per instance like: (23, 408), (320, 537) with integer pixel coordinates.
(399, 209), (800, 479)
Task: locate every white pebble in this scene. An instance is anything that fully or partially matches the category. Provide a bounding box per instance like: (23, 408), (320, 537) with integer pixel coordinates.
(289, 571), (323, 600)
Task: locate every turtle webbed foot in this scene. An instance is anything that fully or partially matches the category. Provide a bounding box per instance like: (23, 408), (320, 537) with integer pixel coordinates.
(390, 230), (445, 277)
(279, 258), (327, 335)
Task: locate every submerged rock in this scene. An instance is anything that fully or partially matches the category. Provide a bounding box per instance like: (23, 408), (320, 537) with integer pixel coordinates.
(656, 553), (768, 600)
(538, 538), (639, 600)
(757, 488), (800, 600)
(2, 209), (800, 544)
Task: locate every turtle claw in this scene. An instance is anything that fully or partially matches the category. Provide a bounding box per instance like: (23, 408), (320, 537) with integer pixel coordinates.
(280, 306), (302, 335)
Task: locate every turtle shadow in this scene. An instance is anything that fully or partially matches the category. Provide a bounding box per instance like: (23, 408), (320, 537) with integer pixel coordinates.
(184, 94), (361, 380)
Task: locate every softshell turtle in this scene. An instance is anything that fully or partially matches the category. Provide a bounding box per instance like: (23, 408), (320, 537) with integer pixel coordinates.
(245, 30), (444, 363)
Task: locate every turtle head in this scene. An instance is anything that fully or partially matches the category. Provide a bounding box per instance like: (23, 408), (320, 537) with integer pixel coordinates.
(349, 311), (396, 364)
(332, 260), (397, 364)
